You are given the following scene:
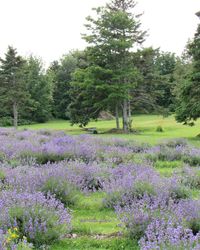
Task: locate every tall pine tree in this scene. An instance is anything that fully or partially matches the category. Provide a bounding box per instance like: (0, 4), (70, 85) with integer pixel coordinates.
(69, 0), (146, 132)
(0, 46), (27, 128)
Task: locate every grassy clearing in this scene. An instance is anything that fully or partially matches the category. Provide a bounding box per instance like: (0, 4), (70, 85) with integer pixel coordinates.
(20, 115), (200, 145)
(72, 193), (119, 235)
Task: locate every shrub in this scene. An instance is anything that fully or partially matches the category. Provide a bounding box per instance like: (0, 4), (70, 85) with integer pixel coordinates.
(183, 155), (200, 166)
(41, 177), (79, 206)
(0, 170), (6, 191)
(0, 116), (13, 126)
(103, 181), (156, 209)
(0, 191), (71, 247)
(146, 146), (183, 162)
(20, 151), (71, 165)
(130, 182), (156, 200)
(0, 152), (5, 163)
(160, 138), (188, 148)
(0, 170), (6, 183)
(168, 184), (190, 201)
(139, 218), (200, 250)
(176, 168), (200, 189)
(103, 191), (125, 209)
(156, 125), (164, 132)
(116, 204), (151, 239)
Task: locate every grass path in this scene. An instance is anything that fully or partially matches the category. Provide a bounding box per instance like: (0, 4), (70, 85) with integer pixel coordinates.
(50, 193), (139, 250)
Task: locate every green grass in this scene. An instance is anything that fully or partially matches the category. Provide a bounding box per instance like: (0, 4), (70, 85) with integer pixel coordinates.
(72, 193), (119, 235)
(20, 115), (200, 145)
(49, 192), (132, 249)
(50, 237), (139, 250)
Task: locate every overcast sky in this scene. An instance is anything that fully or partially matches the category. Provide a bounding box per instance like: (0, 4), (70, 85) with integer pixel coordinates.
(0, 0), (200, 67)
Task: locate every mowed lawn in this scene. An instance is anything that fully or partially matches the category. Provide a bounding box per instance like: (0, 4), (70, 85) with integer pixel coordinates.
(20, 115), (200, 145)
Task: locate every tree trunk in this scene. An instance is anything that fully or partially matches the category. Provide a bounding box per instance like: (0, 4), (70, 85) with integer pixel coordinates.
(122, 99), (128, 133)
(128, 100), (131, 118)
(128, 99), (132, 131)
(13, 101), (18, 129)
(115, 104), (120, 129)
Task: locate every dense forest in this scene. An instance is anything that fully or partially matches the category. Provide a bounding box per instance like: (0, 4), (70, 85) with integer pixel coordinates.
(0, 0), (199, 132)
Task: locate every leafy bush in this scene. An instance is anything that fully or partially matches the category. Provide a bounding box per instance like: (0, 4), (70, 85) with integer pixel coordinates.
(41, 177), (79, 206)
(147, 146), (183, 162)
(183, 155), (200, 166)
(103, 191), (124, 209)
(103, 181), (156, 209)
(0, 170), (6, 191)
(116, 204), (151, 239)
(139, 218), (200, 250)
(20, 151), (71, 164)
(0, 117), (13, 127)
(0, 191), (71, 247)
(176, 168), (200, 189)
(168, 184), (190, 201)
(130, 182), (156, 200)
(156, 125), (164, 132)
(160, 138), (188, 148)
(0, 170), (6, 183)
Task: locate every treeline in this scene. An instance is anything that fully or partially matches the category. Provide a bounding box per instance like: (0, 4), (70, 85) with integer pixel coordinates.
(0, 0), (199, 131)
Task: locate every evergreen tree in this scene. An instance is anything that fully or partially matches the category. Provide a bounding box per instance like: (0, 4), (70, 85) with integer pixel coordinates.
(175, 24), (200, 125)
(69, 0), (146, 131)
(0, 46), (27, 128)
(22, 56), (53, 123)
(48, 50), (87, 119)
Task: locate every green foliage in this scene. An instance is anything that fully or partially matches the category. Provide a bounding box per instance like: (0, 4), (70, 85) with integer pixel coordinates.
(132, 48), (176, 114)
(22, 56), (53, 123)
(175, 24), (200, 124)
(0, 46), (28, 128)
(0, 170), (6, 182)
(41, 178), (79, 206)
(9, 206), (67, 247)
(50, 237), (139, 250)
(156, 125), (164, 132)
(68, 0), (146, 131)
(182, 155), (200, 166)
(169, 185), (190, 201)
(103, 191), (123, 209)
(131, 182), (156, 199)
(155, 161), (182, 169)
(155, 51), (176, 111)
(0, 116), (13, 126)
(68, 66), (112, 126)
(103, 182), (155, 209)
(48, 50), (87, 120)
(20, 151), (72, 164)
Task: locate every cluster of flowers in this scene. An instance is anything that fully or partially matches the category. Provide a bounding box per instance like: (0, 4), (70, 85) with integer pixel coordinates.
(0, 128), (148, 166)
(0, 190), (71, 248)
(104, 163), (200, 249)
(146, 138), (200, 166)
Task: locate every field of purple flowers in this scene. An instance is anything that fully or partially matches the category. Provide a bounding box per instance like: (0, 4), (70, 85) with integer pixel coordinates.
(0, 128), (200, 249)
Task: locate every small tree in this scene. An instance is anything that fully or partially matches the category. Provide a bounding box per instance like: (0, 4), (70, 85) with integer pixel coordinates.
(0, 46), (27, 128)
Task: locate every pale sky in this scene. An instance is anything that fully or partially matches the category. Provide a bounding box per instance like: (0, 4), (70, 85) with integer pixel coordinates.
(0, 0), (200, 67)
